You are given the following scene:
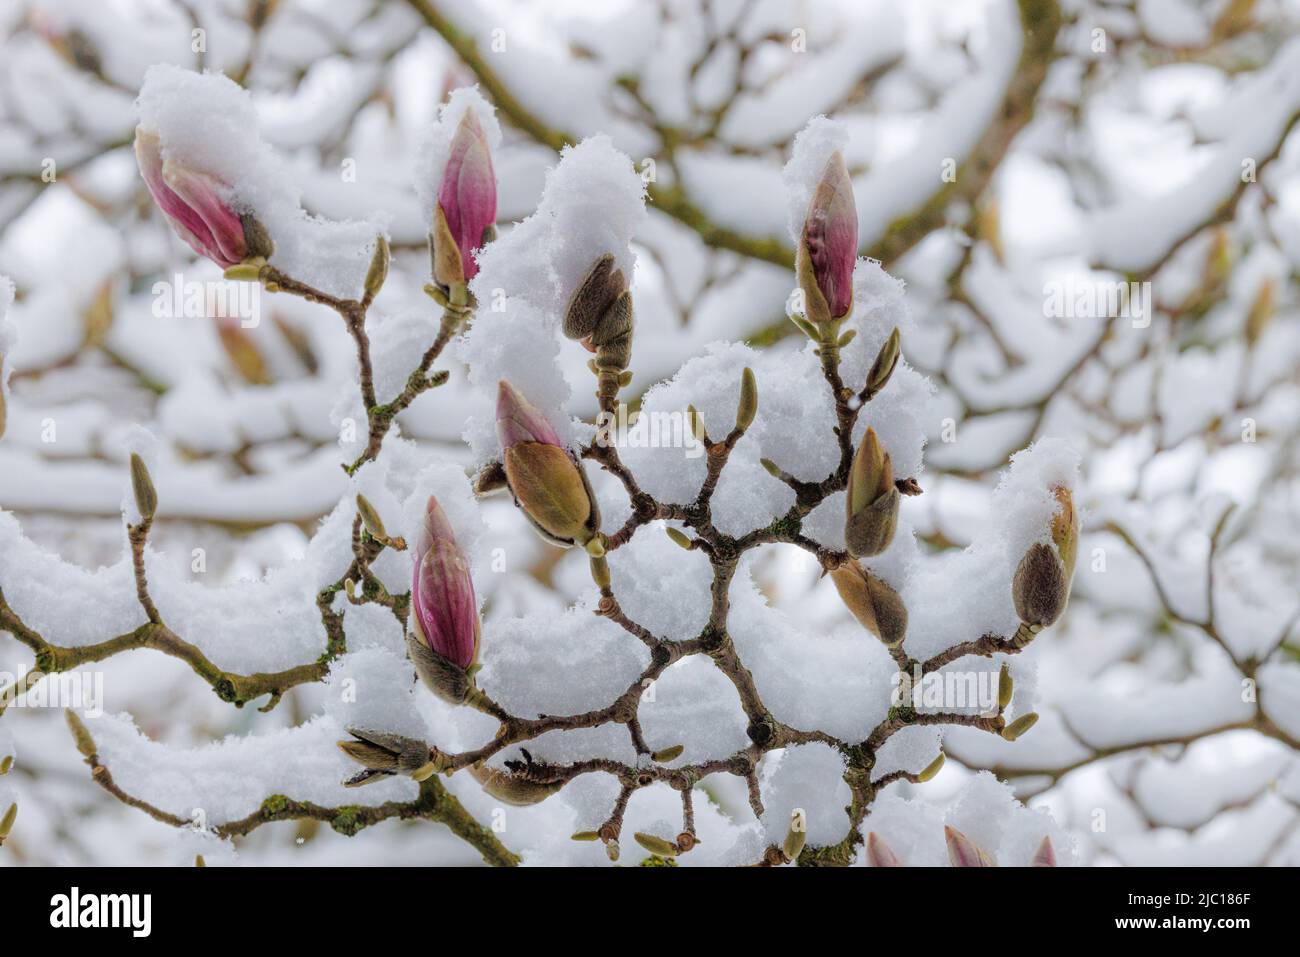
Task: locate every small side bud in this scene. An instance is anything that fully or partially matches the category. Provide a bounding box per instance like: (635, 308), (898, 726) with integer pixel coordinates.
(129, 453), (157, 522)
(651, 744), (684, 763)
(634, 832), (679, 858)
(606, 840), (621, 862)
(735, 367), (758, 431)
(760, 458), (783, 479)
(363, 235), (390, 300)
(589, 554), (611, 589)
(665, 527), (693, 550)
(1245, 278), (1275, 346)
(1001, 712), (1039, 742)
(571, 830), (601, 842)
(687, 405), (707, 444)
(782, 810), (807, 862)
(916, 752), (945, 782)
(0, 802), (15, 843)
(865, 327), (901, 395)
(0, 755), (12, 775)
(65, 709), (97, 759)
(222, 261), (265, 282)
(998, 663), (1013, 710)
(355, 494), (387, 541)
(195, 854), (206, 867)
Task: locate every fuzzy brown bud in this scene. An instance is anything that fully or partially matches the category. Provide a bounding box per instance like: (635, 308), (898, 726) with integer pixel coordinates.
(845, 428), (898, 558)
(829, 561), (908, 647)
(338, 728), (435, 787)
(129, 453), (157, 522)
(469, 764), (564, 807)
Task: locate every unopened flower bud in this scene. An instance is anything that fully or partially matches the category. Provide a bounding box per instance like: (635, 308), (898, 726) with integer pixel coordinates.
(1030, 836), (1057, 867)
(407, 496), (480, 703)
(845, 428), (899, 558)
(998, 663), (1013, 710)
(865, 327), (901, 395)
(945, 825), (995, 867)
(338, 727), (435, 787)
(1011, 486), (1077, 627)
(735, 367), (758, 431)
(0, 755), (11, 775)
(916, 752), (945, 782)
(606, 840), (621, 862)
(135, 127), (272, 269)
(1001, 712), (1038, 742)
(431, 109), (496, 290)
(635, 832), (680, 858)
(866, 831), (901, 867)
(571, 830), (600, 842)
(129, 453), (157, 522)
(469, 763), (564, 807)
(564, 254), (627, 347)
(830, 561), (907, 647)
(497, 380), (600, 548)
(796, 150), (857, 328)
(195, 854), (206, 867)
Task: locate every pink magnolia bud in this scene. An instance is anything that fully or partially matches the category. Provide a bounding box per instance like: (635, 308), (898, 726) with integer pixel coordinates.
(409, 496), (480, 673)
(431, 110), (497, 288)
(134, 127), (270, 269)
(496, 379), (564, 450)
(1030, 836), (1057, 867)
(866, 831), (902, 867)
(496, 380), (600, 549)
(944, 825), (995, 867)
(796, 150), (856, 325)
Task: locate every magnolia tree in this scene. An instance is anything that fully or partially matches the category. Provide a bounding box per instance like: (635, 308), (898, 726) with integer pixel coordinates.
(1, 0), (1298, 867)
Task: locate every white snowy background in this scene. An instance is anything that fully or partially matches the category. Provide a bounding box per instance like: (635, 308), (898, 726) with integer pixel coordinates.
(0, 0), (1298, 866)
